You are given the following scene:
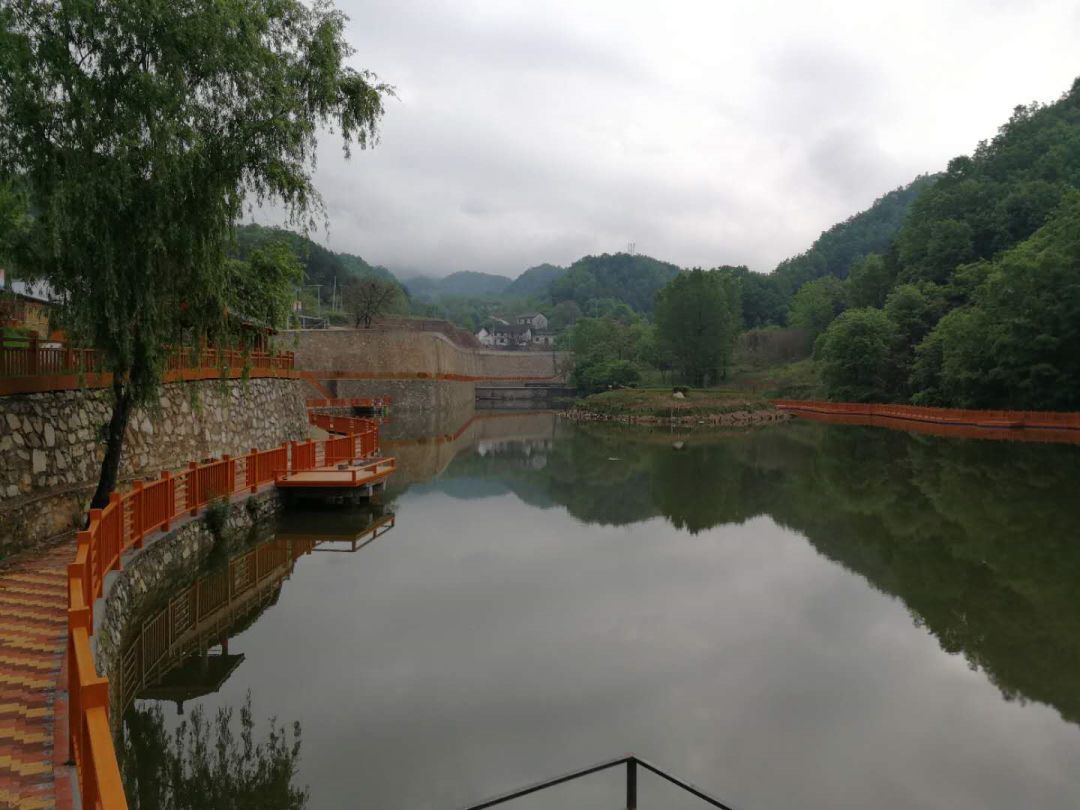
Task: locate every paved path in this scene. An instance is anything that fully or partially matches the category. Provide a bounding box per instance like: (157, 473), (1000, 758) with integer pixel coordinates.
(0, 543), (73, 810)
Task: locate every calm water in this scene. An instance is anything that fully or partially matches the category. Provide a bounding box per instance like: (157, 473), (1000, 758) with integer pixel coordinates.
(120, 413), (1080, 809)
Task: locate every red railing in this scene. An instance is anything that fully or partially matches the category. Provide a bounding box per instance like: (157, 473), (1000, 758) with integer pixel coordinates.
(1, 337), (295, 393)
(771, 400), (1080, 430)
(66, 417), (383, 810)
(309, 412), (381, 459)
(304, 396), (392, 409)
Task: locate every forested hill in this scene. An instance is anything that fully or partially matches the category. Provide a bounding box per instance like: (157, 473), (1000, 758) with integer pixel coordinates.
(402, 271), (512, 301)
(504, 263), (566, 297)
(773, 175), (937, 293)
(551, 252), (681, 313)
(812, 76), (1080, 410)
(233, 223), (397, 290)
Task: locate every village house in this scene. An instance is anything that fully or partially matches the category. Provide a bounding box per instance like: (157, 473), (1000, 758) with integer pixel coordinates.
(0, 277), (61, 341)
(516, 312), (549, 330)
(476, 322), (532, 349)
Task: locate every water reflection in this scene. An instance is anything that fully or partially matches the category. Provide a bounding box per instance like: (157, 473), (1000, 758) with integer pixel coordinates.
(123, 415), (1080, 810)
(119, 505), (395, 807)
(434, 420), (1080, 726)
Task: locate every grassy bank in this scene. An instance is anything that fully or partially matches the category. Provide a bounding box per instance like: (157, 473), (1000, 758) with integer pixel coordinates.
(573, 388), (773, 419)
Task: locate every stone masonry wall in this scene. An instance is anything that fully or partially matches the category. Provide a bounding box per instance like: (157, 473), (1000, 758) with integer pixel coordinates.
(0, 378), (308, 555)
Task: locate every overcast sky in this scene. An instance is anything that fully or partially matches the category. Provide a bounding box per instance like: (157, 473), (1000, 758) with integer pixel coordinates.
(256, 0), (1080, 278)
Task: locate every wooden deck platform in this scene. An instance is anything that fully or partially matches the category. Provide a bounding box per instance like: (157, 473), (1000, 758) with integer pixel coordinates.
(274, 457), (397, 489)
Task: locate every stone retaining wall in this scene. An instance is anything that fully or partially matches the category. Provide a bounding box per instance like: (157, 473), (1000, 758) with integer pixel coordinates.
(0, 378), (308, 556)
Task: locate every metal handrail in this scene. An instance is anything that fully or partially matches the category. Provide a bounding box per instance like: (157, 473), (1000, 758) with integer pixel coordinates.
(459, 754), (737, 810)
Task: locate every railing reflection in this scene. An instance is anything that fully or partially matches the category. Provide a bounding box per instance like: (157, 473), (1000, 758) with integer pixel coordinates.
(118, 508), (395, 715)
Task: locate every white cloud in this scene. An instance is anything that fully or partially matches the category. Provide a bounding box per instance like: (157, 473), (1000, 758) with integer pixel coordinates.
(251, 0), (1080, 276)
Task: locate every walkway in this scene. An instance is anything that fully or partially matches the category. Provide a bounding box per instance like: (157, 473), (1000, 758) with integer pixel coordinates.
(0, 543), (73, 810)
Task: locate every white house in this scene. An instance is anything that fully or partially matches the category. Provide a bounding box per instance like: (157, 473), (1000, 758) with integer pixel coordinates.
(516, 312), (549, 330)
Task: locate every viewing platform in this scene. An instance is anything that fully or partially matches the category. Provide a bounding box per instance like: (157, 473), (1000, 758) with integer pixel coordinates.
(274, 456), (397, 490)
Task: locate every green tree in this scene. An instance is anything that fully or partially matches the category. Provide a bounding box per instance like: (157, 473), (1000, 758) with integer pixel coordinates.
(0, 0), (389, 507)
(788, 276), (847, 339)
(817, 308), (898, 402)
(913, 195), (1080, 409)
(654, 268), (741, 386)
(548, 300), (583, 330)
(845, 254), (893, 309)
(566, 316), (650, 393)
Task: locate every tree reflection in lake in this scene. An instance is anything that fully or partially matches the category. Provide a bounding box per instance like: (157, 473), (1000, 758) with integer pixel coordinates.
(121, 693), (307, 810)
(118, 504), (396, 809)
(430, 419), (1080, 725)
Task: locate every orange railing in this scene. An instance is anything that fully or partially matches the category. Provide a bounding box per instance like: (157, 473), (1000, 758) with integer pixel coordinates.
(1, 337), (295, 393)
(65, 417), (381, 810)
(771, 400), (1080, 430)
(305, 396), (392, 410)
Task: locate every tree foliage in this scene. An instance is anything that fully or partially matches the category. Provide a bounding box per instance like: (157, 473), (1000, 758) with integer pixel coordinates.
(773, 177), (936, 293)
(0, 0), (389, 505)
(551, 252), (681, 314)
(565, 316), (652, 393)
(654, 268), (742, 386)
(787, 276), (847, 339)
(817, 308), (898, 402)
(121, 695), (307, 810)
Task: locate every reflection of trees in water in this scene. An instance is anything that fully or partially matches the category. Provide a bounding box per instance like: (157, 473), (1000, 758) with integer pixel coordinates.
(121, 693), (307, 810)
(117, 506), (394, 807)
(438, 420), (1080, 725)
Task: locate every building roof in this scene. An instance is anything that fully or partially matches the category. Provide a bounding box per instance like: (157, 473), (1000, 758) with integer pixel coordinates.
(493, 323), (531, 336)
(7, 279), (60, 305)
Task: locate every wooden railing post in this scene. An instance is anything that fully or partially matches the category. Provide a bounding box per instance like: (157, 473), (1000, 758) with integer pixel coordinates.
(161, 470), (172, 531)
(132, 481), (144, 549)
(249, 448), (258, 493)
(188, 461), (199, 515)
(108, 492), (124, 569)
(222, 454), (233, 495)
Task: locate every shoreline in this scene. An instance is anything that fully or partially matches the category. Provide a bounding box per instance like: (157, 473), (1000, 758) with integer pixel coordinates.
(561, 405), (792, 428)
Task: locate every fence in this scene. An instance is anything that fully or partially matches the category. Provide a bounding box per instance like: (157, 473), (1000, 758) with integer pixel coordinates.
(460, 754), (736, 810)
(770, 400), (1080, 431)
(1, 336), (296, 394)
(304, 397), (393, 412)
(65, 419), (380, 810)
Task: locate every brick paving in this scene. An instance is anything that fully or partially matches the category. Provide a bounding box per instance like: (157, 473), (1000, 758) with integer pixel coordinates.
(0, 543), (74, 810)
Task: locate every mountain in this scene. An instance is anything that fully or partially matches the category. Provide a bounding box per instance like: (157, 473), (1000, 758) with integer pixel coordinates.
(233, 224), (397, 290)
(772, 175), (937, 293)
(551, 252), (681, 314)
(402, 271), (513, 301)
(504, 263), (566, 298)
(812, 76), (1080, 409)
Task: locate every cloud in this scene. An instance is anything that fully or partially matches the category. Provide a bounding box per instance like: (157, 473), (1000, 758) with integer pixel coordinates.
(248, 0), (1080, 277)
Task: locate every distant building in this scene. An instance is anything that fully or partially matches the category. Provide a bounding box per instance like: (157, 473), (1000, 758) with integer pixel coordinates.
(0, 279), (61, 340)
(516, 312), (549, 330)
(481, 322), (532, 349)
(531, 330), (556, 348)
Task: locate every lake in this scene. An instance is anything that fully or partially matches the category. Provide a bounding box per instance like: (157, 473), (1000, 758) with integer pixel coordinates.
(119, 412), (1080, 810)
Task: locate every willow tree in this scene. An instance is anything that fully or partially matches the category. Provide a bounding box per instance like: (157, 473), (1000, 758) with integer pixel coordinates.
(0, 0), (389, 508)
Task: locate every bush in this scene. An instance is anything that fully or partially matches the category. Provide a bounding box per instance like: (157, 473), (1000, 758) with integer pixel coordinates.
(203, 497), (230, 539)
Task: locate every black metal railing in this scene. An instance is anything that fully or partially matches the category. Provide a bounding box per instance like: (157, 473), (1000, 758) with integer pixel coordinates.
(459, 754), (737, 810)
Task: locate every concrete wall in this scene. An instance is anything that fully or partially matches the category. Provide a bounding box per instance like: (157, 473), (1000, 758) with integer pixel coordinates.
(288, 327), (568, 431)
(289, 327), (566, 381)
(0, 378), (308, 555)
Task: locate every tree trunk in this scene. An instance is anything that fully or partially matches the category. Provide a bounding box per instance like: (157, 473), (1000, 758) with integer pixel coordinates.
(89, 378), (133, 510)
